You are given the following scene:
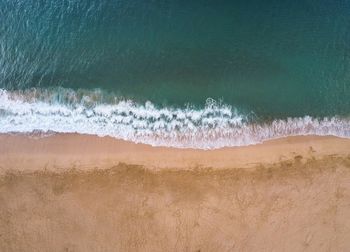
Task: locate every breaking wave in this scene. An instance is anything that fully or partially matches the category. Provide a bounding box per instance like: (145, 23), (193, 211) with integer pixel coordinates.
(0, 88), (349, 149)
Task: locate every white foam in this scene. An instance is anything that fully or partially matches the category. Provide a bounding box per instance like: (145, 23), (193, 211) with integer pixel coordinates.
(0, 88), (349, 149)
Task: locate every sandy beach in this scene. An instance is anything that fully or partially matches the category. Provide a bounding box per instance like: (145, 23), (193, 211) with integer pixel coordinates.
(1, 134), (350, 251)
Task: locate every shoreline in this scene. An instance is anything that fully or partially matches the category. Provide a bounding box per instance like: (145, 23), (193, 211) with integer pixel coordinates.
(1, 133), (350, 173)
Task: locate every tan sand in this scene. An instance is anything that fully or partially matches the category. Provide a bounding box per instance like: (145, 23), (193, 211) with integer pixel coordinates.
(1, 133), (350, 173)
(1, 133), (350, 251)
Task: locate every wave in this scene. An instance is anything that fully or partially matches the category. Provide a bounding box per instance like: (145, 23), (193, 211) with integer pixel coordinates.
(0, 88), (349, 149)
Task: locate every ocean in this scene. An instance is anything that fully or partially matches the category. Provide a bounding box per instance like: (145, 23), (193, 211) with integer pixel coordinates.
(0, 0), (349, 149)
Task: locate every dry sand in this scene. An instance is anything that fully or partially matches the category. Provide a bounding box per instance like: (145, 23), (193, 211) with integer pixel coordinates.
(1, 133), (350, 251)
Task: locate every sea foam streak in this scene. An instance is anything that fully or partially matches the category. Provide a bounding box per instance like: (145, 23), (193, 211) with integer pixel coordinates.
(0, 88), (349, 149)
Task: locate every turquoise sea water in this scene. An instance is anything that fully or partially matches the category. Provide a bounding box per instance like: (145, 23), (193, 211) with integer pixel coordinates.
(0, 0), (349, 148)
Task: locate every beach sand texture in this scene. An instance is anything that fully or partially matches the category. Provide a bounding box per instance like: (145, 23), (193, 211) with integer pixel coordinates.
(1, 134), (350, 251)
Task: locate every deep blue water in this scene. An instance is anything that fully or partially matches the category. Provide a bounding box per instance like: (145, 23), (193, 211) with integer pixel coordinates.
(0, 0), (349, 148)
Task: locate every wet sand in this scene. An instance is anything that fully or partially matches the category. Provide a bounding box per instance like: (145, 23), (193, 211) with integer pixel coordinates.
(1, 134), (350, 251)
